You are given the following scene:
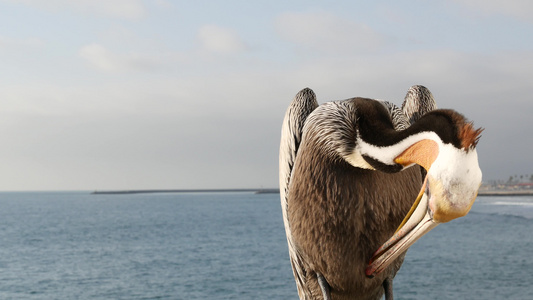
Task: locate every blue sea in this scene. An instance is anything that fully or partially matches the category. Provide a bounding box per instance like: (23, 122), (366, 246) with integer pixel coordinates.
(0, 192), (531, 299)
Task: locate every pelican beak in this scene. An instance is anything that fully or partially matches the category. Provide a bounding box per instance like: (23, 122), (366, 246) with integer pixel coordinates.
(365, 176), (437, 277)
(365, 139), (482, 278)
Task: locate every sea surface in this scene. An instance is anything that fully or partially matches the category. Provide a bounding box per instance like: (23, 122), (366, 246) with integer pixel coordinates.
(0, 192), (531, 299)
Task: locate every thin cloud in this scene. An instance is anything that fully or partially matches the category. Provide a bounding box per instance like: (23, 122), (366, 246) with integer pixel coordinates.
(2, 0), (146, 20)
(0, 35), (44, 50)
(451, 0), (533, 23)
(153, 0), (173, 9)
(78, 43), (166, 72)
(275, 11), (387, 54)
(79, 44), (120, 72)
(197, 25), (248, 54)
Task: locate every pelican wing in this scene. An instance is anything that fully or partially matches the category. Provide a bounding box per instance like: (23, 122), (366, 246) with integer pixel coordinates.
(402, 85), (437, 124)
(279, 88), (318, 299)
(380, 100), (409, 131)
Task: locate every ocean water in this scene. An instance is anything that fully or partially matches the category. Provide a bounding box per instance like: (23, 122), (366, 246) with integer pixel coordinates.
(0, 192), (531, 299)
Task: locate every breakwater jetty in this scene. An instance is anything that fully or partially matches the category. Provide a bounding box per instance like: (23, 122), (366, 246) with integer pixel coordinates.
(92, 188), (280, 195)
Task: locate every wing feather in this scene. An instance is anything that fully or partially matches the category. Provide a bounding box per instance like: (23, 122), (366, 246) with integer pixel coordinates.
(401, 85), (437, 124)
(380, 100), (409, 131)
(279, 88), (318, 299)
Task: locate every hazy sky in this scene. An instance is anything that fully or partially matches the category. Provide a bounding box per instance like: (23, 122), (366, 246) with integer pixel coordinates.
(0, 0), (531, 191)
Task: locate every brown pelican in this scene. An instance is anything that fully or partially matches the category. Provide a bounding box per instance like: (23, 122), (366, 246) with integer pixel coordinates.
(279, 86), (482, 300)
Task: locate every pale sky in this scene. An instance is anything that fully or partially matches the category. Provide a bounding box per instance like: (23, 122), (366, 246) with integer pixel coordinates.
(0, 0), (531, 191)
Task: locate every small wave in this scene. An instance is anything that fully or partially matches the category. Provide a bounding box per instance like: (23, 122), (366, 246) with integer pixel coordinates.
(470, 210), (533, 221)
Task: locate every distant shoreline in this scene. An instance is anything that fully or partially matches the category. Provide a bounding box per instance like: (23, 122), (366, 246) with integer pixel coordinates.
(92, 189), (533, 196)
(92, 188), (280, 195)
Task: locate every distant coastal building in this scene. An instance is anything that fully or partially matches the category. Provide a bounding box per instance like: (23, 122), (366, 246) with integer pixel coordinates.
(479, 181), (533, 196)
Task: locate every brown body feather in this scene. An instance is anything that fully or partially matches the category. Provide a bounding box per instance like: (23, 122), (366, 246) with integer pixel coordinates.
(287, 98), (423, 299)
(289, 131), (422, 300)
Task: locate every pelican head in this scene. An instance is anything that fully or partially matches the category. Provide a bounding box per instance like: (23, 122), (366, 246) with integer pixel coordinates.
(359, 109), (483, 277)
